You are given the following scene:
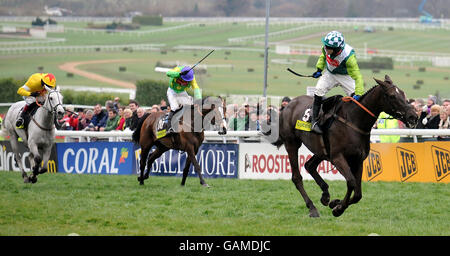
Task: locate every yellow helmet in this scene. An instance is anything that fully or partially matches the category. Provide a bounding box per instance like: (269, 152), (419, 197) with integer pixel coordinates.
(41, 73), (56, 88)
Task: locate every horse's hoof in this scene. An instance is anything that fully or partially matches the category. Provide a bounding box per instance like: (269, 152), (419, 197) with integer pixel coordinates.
(320, 193), (330, 206)
(329, 199), (341, 209)
(30, 176), (37, 184)
(309, 209), (320, 218)
(202, 183), (211, 188)
(23, 177), (30, 183)
(332, 205), (345, 217)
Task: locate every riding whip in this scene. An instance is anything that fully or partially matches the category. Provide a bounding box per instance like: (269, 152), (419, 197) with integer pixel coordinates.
(286, 68), (314, 78)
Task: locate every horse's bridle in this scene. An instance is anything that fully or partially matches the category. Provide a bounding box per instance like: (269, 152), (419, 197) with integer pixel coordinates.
(33, 89), (63, 131)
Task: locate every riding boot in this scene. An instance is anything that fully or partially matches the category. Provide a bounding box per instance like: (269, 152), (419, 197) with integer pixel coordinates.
(311, 95), (323, 134)
(16, 105), (29, 129)
(165, 110), (175, 134)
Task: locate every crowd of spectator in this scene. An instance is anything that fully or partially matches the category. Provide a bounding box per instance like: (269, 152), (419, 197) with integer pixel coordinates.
(53, 94), (450, 142)
(375, 95), (450, 142)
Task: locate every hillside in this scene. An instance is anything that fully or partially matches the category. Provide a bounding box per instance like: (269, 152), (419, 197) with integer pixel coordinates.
(0, 0), (449, 18)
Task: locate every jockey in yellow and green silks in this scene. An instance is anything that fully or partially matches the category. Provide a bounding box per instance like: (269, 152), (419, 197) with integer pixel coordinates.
(16, 73), (56, 128)
(165, 66), (202, 133)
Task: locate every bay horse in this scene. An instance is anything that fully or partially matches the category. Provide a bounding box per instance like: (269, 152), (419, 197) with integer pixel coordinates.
(273, 75), (418, 217)
(132, 96), (227, 187)
(3, 87), (65, 183)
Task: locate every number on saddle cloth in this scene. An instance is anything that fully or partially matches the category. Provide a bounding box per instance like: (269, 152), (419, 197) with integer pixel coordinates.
(295, 95), (344, 132)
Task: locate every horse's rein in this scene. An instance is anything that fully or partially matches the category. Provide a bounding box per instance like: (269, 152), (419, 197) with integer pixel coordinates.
(342, 96), (376, 118)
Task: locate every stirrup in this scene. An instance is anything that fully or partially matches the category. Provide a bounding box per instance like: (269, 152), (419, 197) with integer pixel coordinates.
(311, 122), (322, 134)
(16, 118), (24, 129)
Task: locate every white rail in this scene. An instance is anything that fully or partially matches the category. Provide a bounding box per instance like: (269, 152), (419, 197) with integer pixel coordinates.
(1, 129), (449, 144)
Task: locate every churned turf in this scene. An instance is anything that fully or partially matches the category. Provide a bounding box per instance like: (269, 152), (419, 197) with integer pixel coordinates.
(0, 171), (448, 236)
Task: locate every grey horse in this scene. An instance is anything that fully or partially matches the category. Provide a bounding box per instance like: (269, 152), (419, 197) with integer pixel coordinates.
(3, 86), (65, 183)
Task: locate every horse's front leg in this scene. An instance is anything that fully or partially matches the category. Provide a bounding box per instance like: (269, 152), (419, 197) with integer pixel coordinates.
(37, 146), (52, 174)
(348, 161), (363, 206)
(329, 154), (356, 217)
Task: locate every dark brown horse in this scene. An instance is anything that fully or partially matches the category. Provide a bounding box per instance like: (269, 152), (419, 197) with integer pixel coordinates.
(273, 75), (418, 217)
(132, 96), (227, 187)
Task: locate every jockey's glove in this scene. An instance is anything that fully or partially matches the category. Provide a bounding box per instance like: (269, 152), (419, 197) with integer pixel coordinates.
(30, 91), (40, 97)
(312, 69), (322, 78)
(352, 95), (361, 101)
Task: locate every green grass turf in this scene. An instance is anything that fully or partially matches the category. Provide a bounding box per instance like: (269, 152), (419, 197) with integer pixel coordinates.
(0, 171), (448, 236)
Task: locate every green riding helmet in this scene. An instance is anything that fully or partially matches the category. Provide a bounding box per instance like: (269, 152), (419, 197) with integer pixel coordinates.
(322, 31), (345, 49)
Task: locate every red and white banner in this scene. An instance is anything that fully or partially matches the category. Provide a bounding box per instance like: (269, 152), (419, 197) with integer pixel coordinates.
(238, 143), (344, 181)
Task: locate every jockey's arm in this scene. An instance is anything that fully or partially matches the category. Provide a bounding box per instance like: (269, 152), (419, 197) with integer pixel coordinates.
(190, 78), (202, 100)
(346, 55), (364, 96)
(166, 67), (182, 78)
(17, 86), (32, 97)
(315, 48), (326, 71)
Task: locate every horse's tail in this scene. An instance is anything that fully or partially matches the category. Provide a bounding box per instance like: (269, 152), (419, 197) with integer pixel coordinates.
(131, 113), (150, 144)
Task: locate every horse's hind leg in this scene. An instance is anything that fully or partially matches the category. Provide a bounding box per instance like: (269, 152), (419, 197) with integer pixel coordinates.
(180, 157), (191, 186)
(285, 142), (320, 218)
(9, 136), (29, 182)
(305, 155), (330, 206)
(138, 145), (151, 185)
(144, 146), (168, 179)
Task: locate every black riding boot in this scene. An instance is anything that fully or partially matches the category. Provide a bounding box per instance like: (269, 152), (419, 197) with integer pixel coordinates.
(165, 110), (175, 133)
(16, 105), (29, 129)
(311, 95), (323, 134)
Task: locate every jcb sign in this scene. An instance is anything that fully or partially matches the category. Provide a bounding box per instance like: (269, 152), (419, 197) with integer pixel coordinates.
(396, 147), (418, 182)
(365, 150), (382, 181)
(431, 146), (450, 181)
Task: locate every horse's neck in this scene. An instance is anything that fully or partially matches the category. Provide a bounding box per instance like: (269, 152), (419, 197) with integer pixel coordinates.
(35, 103), (54, 124)
(348, 89), (383, 131)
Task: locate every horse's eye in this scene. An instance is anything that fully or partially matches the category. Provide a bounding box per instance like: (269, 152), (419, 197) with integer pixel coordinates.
(49, 97), (53, 101)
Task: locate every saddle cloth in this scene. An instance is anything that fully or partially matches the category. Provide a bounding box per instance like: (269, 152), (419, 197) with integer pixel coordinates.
(295, 95), (343, 132)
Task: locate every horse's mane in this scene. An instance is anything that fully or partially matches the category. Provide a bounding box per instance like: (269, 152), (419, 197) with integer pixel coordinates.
(360, 84), (379, 100)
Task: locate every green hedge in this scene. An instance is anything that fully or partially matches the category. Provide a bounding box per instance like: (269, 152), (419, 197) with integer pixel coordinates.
(62, 90), (129, 106)
(0, 78), (24, 103)
(135, 79), (168, 106)
(132, 15), (163, 26)
(306, 56), (394, 70)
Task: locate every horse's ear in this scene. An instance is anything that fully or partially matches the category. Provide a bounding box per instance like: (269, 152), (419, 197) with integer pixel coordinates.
(373, 77), (386, 87)
(384, 75), (393, 84)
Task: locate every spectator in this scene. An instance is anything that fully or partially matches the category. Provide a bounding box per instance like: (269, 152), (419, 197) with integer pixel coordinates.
(280, 96), (291, 111)
(79, 109), (94, 130)
(160, 99), (168, 111)
(376, 112), (400, 143)
(100, 108), (120, 131)
(129, 100), (140, 130)
(116, 107), (126, 130)
(421, 104), (441, 129)
(87, 103), (108, 131)
(439, 107), (449, 129)
(424, 95), (437, 116)
(113, 97), (121, 110)
(438, 107), (450, 141)
(151, 105), (160, 113)
(58, 106), (79, 130)
(229, 107), (248, 131)
(137, 107), (146, 119)
(248, 111), (260, 131)
(123, 108), (133, 130)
